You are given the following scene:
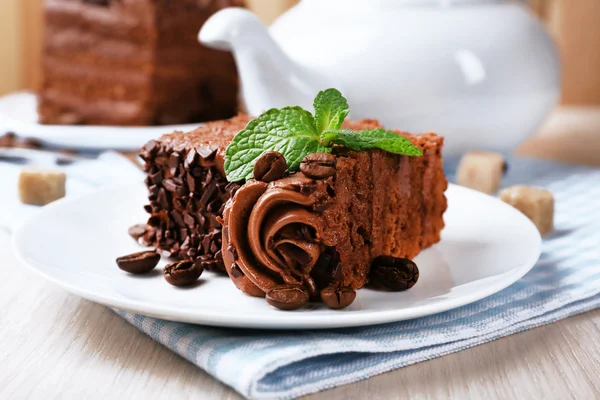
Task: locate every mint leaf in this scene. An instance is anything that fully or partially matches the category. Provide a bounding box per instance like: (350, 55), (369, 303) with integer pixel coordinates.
(321, 129), (423, 156)
(224, 107), (330, 182)
(225, 88), (423, 182)
(313, 88), (349, 133)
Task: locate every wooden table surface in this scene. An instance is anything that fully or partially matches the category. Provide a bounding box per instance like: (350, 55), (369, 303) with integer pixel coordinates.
(1, 107), (600, 400)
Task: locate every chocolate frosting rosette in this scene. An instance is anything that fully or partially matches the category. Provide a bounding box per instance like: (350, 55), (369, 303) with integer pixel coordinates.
(221, 174), (343, 308)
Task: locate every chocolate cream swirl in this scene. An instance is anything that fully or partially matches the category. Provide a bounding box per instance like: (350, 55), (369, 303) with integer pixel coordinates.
(221, 174), (332, 299)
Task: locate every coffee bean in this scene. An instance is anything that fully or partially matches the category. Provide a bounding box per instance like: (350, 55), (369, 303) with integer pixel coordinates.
(320, 285), (356, 309)
(253, 151), (287, 182)
(128, 224), (150, 242)
(164, 260), (203, 286)
(265, 284), (309, 310)
(300, 152), (336, 179)
(116, 251), (160, 274)
(369, 256), (419, 291)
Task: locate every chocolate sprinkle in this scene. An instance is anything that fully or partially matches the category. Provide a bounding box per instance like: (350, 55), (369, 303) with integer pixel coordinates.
(139, 144), (235, 273)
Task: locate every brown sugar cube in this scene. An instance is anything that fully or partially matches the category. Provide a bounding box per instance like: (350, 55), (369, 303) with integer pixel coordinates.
(456, 151), (506, 194)
(499, 185), (554, 236)
(18, 168), (66, 206)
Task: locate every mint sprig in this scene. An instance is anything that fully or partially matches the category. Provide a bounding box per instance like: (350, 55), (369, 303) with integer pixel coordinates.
(224, 88), (422, 182)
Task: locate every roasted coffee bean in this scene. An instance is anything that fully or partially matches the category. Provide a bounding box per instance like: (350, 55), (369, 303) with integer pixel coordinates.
(116, 251), (160, 274)
(253, 151), (287, 182)
(300, 152), (336, 179)
(320, 285), (356, 309)
(128, 224), (150, 243)
(265, 284), (310, 310)
(369, 256), (419, 291)
(164, 260), (203, 286)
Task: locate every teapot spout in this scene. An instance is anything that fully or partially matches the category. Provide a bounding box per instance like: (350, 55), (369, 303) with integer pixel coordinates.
(200, 8), (334, 116)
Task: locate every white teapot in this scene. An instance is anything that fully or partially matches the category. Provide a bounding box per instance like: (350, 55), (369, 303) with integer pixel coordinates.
(199, 0), (560, 157)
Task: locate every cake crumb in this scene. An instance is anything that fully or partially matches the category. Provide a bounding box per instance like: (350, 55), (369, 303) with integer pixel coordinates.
(456, 151), (506, 194)
(18, 168), (66, 206)
(499, 185), (554, 236)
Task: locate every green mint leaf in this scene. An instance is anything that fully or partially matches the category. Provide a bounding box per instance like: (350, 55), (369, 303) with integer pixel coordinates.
(313, 88), (350, 133)
(224, 107), (330, 182)
(321, 129), (423, 156)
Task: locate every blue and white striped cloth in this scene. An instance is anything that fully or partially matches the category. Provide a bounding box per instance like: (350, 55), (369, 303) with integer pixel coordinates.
(115, 157), (600, 400)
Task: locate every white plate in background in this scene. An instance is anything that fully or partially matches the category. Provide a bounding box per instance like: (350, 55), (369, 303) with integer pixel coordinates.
(12, 183), (542, 329)
(0, 92), (201, 151)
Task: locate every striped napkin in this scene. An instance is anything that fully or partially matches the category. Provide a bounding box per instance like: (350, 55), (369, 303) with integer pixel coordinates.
(115, 157), (600, 400)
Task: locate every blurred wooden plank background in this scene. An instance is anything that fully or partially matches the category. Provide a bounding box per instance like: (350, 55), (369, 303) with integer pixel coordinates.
(2, 0), (600, 105)
(0, 0), (23, 95)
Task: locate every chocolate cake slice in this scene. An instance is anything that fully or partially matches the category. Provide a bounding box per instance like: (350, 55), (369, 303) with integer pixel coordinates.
(39, 0), (243, 126)
(139, 114), (447, 291)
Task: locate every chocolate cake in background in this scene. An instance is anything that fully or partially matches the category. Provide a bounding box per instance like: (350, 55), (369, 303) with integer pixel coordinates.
(139, 114), (447, 280)
(39, 0), (243, 126)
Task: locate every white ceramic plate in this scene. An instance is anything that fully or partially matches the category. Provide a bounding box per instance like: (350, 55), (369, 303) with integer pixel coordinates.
(0, 92), (200, 151)
(12, 183), (541, 329)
